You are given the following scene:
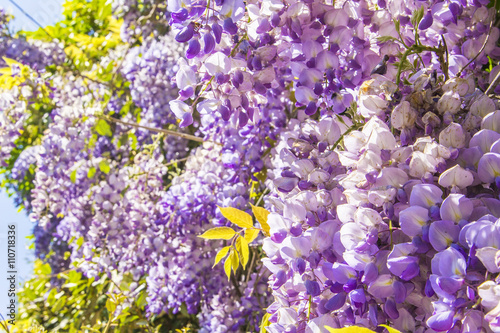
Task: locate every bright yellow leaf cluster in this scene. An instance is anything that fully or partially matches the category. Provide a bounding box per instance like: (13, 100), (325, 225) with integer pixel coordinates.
(325, 324), (402, 333)
(198, 205), (271, 281)
(0, 57), (30, 90)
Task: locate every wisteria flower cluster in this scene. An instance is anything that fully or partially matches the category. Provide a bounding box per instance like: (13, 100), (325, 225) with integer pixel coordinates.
(2, 0), (500, 331)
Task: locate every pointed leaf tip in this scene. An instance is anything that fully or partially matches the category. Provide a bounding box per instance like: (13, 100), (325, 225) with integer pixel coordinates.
(251, 204), (271, 235)
(198, 227), (236, 240)
(218, 206), (254, 229)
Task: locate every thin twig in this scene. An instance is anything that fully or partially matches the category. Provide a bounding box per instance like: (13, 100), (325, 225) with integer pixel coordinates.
(164, 156), (189, 167)
(486, 69), (500, 95)
(98, 115), (205, 143)
(456, 20), (493, 77)
(137, 4), (158, 24)
(245, 247), (257, 283)
(441, 35), (449, 80)
(230, 272), (243, 298)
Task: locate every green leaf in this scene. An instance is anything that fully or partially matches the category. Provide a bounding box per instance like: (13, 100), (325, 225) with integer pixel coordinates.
(393, 19), (400, 34)
(236, 236), (249, 268)
(198, 227), (236, 240)
(87, 167), (96, 179)
(129, 132), (138, 150)
(213, 246), (230, 268)
(96, 119), (112, 136)
(379, 325), (402, 333)
(224, 254), (232, 281)
(325, 327), (376, 333)
(106, 298), (116, 314)
(411, 6), (425, 27)
(251, 204), (271, 236)
(40, 263), (52, 275)
(70, 169), (77, 183)
(99, 160), (110, 174)
(76, 236), (84, 249)
(218, 206), (254, 229)
(376, 36), (397, 43)
(244, 228), (260, 243)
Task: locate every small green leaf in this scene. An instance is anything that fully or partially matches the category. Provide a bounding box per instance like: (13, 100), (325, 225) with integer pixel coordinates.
(40, 263), (52, 275)
(379, 325), (402, 333)
(87, 167), (96, 179)
(411, 5), (425, 27)
(251, 204), (271, 236)
(106, 298), (116, 314)
(393, 19), (400, 34)
(224, 254), (232, 281)
(325, 327), (376, 333)
(218, 206), (254, 229)
(376, 36), (398, 43)
(99, 160), (111, 174)
(129, 132), (138, 150)
(213, 246), (230, 268)
(76, 236), (84, 249)
(96, 119), (112, 136)
(244, 228), (260, 243)
(236, 236), (250, 268)
(198, 227), (236, 240)
(70, 169), (77, 183)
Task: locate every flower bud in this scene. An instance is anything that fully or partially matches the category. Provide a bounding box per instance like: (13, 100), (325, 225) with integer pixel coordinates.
(437, 91), (461, 115)
(391, 101), (417, 130)
(439, 122), (466, 148)
(438, 165), (474, 190)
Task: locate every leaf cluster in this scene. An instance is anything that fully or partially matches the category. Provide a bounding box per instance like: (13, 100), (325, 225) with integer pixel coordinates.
(17, 260), (197, 332)
(198, 205), (270, 281)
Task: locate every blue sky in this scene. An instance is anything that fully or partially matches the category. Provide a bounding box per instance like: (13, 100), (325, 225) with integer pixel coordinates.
(0, 0), (64, 318)
(0, 0), (64, 277)
(0, 0), (63, 31)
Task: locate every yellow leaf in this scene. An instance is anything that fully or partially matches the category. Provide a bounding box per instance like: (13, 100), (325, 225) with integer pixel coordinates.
(260, 312), (271, 333)
(218, 206), (254, 229)
(198, 227), (236, 240)
(230, 248), (239, 273)
(224, 253), (232, 281)
(64, 45), (83, 58)
(2, 57), (21, 68)
(244, 228), (260, 243)
(325, 326), (376, 333)
(236, 236), (250, 268)
(0, 67), (11, 75)
(213, 246), (230, 268)
(379, 325), (402, 333)
(251, 204), (271, 236)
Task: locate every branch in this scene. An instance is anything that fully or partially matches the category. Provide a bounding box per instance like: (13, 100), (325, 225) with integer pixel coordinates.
(456, 19), (493, 77)
(486, 68), (500, 95)
(98, 115), (205, 143)
(164, 156), (189, 167)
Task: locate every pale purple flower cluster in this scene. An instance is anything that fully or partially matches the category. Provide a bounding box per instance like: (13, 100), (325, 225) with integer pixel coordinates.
(153, 143), (270, 330)
(262, 84), (500, 331)
(121, 34), (184, 137)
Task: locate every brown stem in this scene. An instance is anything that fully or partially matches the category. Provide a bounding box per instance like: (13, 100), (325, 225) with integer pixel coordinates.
(485, 69), (500, 95)
(98, 115), (205, 143)
(164, 156), (189, 167)
(456, 19), (493, 77)
(230, 272), (243, 298)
